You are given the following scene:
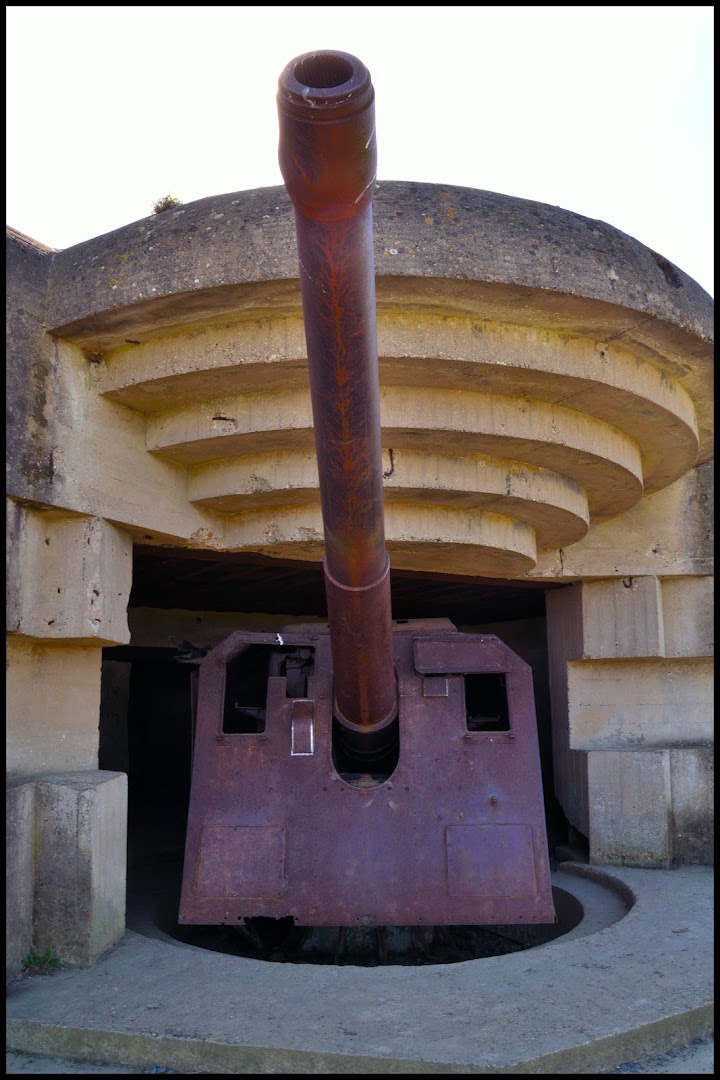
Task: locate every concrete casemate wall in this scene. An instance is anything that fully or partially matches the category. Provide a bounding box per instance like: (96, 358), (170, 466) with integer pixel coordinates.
(5, 182), (713, 974)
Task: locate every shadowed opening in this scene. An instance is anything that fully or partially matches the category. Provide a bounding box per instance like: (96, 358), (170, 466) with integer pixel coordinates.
(153, 887), (583, 967)
(222, 644), (316, 734)
(465, 673), (511, 732)
(294, 55), (354, 89)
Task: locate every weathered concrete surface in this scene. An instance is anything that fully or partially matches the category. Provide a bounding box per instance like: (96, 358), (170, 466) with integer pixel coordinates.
(44, 184), (713, 365)
(668, 748), (714, 864)
(546, 573), (713, 865)
(5, 864), (713, 1074)
(6, 779), (35, 982)
(567, 658), (713, 750)
(578, 577), (665, 658)
(5, 228), (55, 504)
(576, 574), (713, 661)
(588, 751), (673, 866)
(32, 772), (127, 967)
(6, 773), (128, 980)
(7, 507), (132, 645)
(532, 460), (714, 580)
(587, 747), (713, 868)
(661, 575), (714, 657)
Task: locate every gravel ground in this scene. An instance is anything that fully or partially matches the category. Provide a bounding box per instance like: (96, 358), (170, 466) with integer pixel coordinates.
(6, 1037), (714, 1074)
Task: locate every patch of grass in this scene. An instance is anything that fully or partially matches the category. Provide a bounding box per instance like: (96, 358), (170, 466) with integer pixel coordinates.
(152, 195), (183, 214)
(22, 947), (60, 975)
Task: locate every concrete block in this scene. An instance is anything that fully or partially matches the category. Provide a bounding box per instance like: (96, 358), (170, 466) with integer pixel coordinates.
(567, 657), (713, 750)
(33, 772), (127, 967)
(6, 638), (103, 773)
(661, 576), (714, 657)
(580, 577), (664, 658)
(669, 748), (714, 865)
(588, 750), (671, 867)
(6, 507), (131, 646)
(6, 778), (35, 983)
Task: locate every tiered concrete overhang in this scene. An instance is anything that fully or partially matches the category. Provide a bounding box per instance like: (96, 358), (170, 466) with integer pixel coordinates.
(13, 181), (711, 578)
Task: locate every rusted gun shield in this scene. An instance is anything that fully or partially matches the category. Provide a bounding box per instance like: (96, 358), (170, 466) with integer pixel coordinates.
(179, 620), (555, 927)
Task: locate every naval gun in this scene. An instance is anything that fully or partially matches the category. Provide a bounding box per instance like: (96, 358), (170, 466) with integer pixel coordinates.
(179, 51), (555, 929)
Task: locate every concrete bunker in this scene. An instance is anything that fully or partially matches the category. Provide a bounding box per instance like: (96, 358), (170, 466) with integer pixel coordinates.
(6, 176), (713, 978)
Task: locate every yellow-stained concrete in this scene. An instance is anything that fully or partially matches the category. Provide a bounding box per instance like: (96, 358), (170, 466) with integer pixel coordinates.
(10, 267), (707, 582)
(6, 639), (103, 774)
(567, 657), (713, 750)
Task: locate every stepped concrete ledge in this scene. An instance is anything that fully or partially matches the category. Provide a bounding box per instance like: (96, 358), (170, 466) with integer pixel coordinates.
(6, 863), (713, 1074)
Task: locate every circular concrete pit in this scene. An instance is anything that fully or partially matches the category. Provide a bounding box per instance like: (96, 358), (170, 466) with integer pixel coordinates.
(11, 863), (712, 1073)
(128, 860), (630, 965)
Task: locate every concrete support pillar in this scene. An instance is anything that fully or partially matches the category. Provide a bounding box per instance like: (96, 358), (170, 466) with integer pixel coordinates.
(547, 576), (713, 867)
(33, 772), (128, 967)
(6, 772), (127, 979)
(6, 505), (132, 646)
(6, 506), (132, 978)
(6, 505), (132, 773)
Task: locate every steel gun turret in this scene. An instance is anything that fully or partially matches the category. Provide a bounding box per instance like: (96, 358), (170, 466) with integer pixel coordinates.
(180, 52), (555, 930)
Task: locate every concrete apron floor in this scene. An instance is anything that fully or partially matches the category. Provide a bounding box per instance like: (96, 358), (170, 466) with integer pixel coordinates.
(6, 863), (713, 1075)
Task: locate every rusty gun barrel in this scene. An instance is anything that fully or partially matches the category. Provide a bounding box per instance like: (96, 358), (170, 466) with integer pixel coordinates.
(277, 51), (397, 747)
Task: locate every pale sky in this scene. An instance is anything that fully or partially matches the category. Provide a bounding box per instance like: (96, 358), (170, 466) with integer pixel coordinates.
(6, 5), (714, 296)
